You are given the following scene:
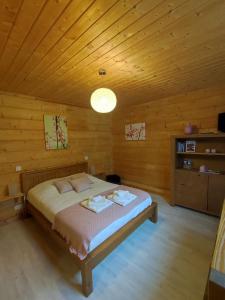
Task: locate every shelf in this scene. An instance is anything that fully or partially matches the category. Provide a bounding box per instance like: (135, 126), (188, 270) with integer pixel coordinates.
(176, 152), (225, 156)
(0, 192), (24, 203)
(176, 168), (224, 175)
(173, 133), (225, 139)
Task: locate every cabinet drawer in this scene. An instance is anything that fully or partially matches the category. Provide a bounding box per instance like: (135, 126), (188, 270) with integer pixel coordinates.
(175, 170), (208, 211)
(208, 174), (225, 216)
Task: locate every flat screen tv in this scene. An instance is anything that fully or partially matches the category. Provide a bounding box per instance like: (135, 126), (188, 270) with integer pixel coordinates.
(218, 112), (225, 132)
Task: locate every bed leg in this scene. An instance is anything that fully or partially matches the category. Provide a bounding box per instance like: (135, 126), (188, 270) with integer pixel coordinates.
(22, 203), (31, 219)
(81, 263), (93, 297)
(149, 203), (158, 223)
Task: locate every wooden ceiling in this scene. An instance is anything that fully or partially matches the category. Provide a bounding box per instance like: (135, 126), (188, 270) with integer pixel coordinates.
(0, 0), (225, 108)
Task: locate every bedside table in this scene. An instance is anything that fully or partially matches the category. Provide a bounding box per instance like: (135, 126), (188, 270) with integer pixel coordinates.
(0, 193), (25, 223)
(95, 173), (106, 180)
(0, 192), (25, 204)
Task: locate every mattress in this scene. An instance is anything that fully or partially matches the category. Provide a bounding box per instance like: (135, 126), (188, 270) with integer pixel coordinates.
(28, 174), (152, 252)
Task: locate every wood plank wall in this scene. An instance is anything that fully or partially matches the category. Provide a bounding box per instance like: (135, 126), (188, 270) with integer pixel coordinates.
(0, 92), (112, 222)
(112, 86), (225, 199)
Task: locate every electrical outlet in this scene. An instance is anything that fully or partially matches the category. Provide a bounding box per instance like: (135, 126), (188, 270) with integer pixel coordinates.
(16, 165), (22, 172)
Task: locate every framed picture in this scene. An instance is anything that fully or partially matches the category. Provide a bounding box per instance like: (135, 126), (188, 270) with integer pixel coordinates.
(183, 159), (192, 169)
(44, 115), (68, 150)
(185, 140), (196, 152)
(125, 123), (146, 140)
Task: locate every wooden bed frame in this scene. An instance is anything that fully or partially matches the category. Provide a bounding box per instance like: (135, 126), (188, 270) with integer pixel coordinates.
(21, 162), (158, 297)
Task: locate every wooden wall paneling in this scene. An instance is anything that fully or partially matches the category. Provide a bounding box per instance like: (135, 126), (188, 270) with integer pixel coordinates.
(112, 87), (225, 199)
(0, 92), (112, 222)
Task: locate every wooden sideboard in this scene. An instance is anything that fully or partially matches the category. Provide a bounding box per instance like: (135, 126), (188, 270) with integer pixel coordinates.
(171, 134), (225, 216)
(173, 169), (225, 216)
(205, 200), (225, 300)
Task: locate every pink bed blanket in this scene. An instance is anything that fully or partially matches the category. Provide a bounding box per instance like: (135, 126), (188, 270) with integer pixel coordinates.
(53, 185), (150, 260)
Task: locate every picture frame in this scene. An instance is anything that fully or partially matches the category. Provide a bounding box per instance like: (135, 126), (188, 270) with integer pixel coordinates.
(125, 123), (146, 140)
(185, 140), (196, 152)
(44, 115), (68, 150)
(183, 159), (192, 169)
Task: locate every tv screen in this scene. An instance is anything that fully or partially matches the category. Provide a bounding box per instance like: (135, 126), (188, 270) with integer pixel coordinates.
(218, 112), (225, 132)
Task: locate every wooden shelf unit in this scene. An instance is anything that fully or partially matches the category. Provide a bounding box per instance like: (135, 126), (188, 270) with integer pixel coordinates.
(171, 134), (225, 216)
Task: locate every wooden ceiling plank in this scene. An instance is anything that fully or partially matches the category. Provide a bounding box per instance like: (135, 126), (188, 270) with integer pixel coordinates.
(63, 71), (225, 107)
(5, 0), (95, 89)
(113, 75), (224, 105)
(103, 1), (225, 74)
(110, 52), (225, 91)
(1, 0), (74, 89)
(13, 0), (164, 93)
(49, 36), (224, 102)
(24, 0), (143, 80)
(0, 0), (23, 59)
(70, 0), (224, 89)
(31, 0), (212, 98)
(48, 52), (225, 104)
(11, 0), (120, 91)
(84, 30), (225, 92)
(34, 48), (224, 97)
(109, 56), (225, 93)
(0, 0), (48, 80)
(10, 0), (141, 90)
(37, 0), (218, 99)
(0, 0), (225, 107)
(81, 59), (224, 98)
(20, 0), (189, 96)
(65, 2), (225, 96)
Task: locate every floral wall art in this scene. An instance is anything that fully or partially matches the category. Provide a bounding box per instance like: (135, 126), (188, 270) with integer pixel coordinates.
(125, 122), (146, 140)
(44, 115), (68, 150)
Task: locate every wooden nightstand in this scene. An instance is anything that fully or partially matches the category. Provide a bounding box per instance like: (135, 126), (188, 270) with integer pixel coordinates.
(0, 193), (25, 223)
(0, 192), (25, 204)
(95, 173), (106, 180)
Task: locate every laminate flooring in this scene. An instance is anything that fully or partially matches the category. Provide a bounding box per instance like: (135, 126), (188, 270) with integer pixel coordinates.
(0, 195), (218, 300)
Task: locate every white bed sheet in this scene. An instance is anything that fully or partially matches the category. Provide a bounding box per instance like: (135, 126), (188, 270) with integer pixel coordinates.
(89, 196), (151, 251)
(28, 174), (152, 252)
(28, 174), (118, 223)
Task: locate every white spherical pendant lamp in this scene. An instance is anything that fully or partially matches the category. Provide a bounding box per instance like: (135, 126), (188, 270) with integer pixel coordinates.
(90, 87), (117, 113)
(90, 69), (117, 113)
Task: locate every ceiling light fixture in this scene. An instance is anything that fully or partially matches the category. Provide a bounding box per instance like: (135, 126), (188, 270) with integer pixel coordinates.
(90, 69), (117, 113)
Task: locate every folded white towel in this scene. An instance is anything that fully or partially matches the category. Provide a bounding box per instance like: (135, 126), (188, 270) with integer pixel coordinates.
(81, 197), (113, 213)
(91, 195), (105, 203)
(111, 190), (137, 206)
(114, 190), (130, 197)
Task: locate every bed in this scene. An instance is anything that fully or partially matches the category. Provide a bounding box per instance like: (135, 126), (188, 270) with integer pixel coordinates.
(21, 162), (158, 296)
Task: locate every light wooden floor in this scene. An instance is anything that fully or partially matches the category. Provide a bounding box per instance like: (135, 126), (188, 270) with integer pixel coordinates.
(0, 195), (218, 300)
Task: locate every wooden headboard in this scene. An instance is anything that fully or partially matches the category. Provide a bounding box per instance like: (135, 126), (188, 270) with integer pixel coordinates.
(21, 162), (88, 195)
